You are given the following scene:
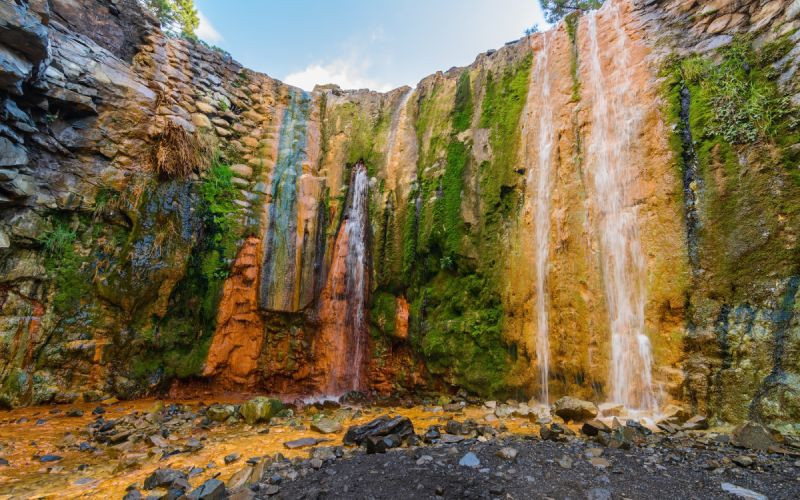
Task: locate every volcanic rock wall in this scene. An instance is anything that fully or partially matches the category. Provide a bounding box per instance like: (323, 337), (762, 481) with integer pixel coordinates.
(1, 0), (799, 426)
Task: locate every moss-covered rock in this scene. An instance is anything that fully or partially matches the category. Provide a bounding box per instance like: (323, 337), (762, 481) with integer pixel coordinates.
(240, 396), (283, 424)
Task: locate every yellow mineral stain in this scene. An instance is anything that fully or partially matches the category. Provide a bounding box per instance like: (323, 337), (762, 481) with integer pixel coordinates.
(0, 401), (539, 499)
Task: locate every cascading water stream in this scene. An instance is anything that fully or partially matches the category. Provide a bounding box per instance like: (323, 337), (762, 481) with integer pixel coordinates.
(524, 31), (556, 404)
(386, 89), (414, 166)
(322, 163), (371, 395)
(261, 89), (311, 311)
(585, 5), (656, 412)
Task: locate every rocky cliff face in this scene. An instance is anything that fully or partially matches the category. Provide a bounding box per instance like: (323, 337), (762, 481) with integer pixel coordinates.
(1, 0), (799, 427)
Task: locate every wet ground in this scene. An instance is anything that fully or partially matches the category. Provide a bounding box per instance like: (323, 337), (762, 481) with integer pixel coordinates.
(0, 398), (798, 499)
(0, 398), (530, 498)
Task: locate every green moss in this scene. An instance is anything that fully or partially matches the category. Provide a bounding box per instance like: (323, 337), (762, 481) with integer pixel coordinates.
(452, 70), (474, 133)
(41, 217), (90, 314)
(479, 55), (531, 215)
(412, 273), (510, 396)
(401, 191), (419, 282)
(434, 140), (469, 257)
(370, 291), (398, 338)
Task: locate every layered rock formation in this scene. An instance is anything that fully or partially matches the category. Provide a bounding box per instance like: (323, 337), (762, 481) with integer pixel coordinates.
(1, 0), (799, 427)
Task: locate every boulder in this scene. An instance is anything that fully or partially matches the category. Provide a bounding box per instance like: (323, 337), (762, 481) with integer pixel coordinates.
(143, 468), (187, 490)
(343, 415), (414, 446)
(186, 478), (225, 500)
(682, 415), (709, 431)
(551, 397), (599, 423)
(661, 404), (691, 424)
(581, 419), (611, 437)
(732, 422), (775, 451)
(311, 417), (342, 434)
(206, 404), (235, 422)
(540, 423), (574, 441)
(240, 397), (282, 425)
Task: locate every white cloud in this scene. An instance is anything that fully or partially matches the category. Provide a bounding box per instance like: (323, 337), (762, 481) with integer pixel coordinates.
(284, 59), (394, 92)
(196, 11), (223, 44)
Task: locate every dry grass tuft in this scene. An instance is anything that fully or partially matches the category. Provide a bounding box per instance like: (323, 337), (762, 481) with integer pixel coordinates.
(152, 120), (208, 178)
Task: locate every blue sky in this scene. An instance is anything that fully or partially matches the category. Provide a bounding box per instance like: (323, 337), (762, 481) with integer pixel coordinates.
(193, 0), (546, 92)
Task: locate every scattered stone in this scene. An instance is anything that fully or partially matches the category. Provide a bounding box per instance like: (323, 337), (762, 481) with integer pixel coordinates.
(440, 434), (465, 444)
(224, 453), (241, 465)
(66, 409), (84, 417)
(551, 397), (599, 423)
(240, 397), (282, 425)
(39, 455), (62, 463)
(557, 455), (573, 469)
(366, 434), (402, 454)
(661, 404), (691, 424)
(206, 404), (234, 422)
(589, 457), (611, 469)
(284, 438), (326, 450)
(186, 478), (226, 500)
(416, 455), (433, 465)
(423, 426), (441, 443)
(143, 468), (187, 490)
(682, 415), (709, 431)
(540, 423), (573, 442)
(263, 485), (280, 496)
(496, 447), (518, 461)
(720, 482), (767, 500)
(581, 419), (610, 437)
(122, 490), (142, 500)
(228, 467), (252, 490)
(0, 458), (8, 466)
(184, 438), (204, 452)
(732, 422), (775, 451)
(343, 415), (414, 446)
(311, 418), (342, 434)
(458, 452), (480, 468)
(732, 455), (754, 467)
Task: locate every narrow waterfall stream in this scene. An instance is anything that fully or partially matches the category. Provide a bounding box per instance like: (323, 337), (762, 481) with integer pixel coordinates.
(585, 5), (656, 412)
(386, 89), (414, 166)
(525, 31), (556, 404)
(320, 162), (371, 395)
(260, 89), (311, 312)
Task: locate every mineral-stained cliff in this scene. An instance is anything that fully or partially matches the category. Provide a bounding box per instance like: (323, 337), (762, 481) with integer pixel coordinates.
(1, 0), (799, 427)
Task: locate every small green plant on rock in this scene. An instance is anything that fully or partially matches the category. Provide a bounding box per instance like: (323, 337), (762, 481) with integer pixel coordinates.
(41, 218), (90, 313)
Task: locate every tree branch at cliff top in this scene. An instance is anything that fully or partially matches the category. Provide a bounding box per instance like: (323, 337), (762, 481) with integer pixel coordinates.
(539, 0), (604, 23)
(141, 0), (199, 38)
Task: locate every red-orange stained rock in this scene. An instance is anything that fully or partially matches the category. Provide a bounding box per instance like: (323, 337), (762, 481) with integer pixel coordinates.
(203, 236), (265, 388)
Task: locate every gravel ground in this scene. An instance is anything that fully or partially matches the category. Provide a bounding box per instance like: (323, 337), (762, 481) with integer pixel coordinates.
(266, 435), (800, 500)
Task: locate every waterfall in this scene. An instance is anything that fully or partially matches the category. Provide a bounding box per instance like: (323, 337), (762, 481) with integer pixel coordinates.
(585, 5), (656, 411)
(524, 31), (556, 404)
(260, 89), (311, 312)
(321, 162), (371, 395)
(386, 88), (414, 166)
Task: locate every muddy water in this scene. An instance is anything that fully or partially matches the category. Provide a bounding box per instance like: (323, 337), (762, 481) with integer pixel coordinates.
(0, 400), (538, 499)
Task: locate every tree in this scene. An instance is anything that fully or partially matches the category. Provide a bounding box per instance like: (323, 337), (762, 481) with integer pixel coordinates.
(142, 0), (199, 39)
(539, 0), (604, 23)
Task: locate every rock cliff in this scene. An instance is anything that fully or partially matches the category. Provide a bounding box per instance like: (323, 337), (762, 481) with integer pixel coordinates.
(1, 0), (799, 427)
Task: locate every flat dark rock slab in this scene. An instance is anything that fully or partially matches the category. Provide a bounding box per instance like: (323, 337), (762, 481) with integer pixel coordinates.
(283, 437), (328, 449)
